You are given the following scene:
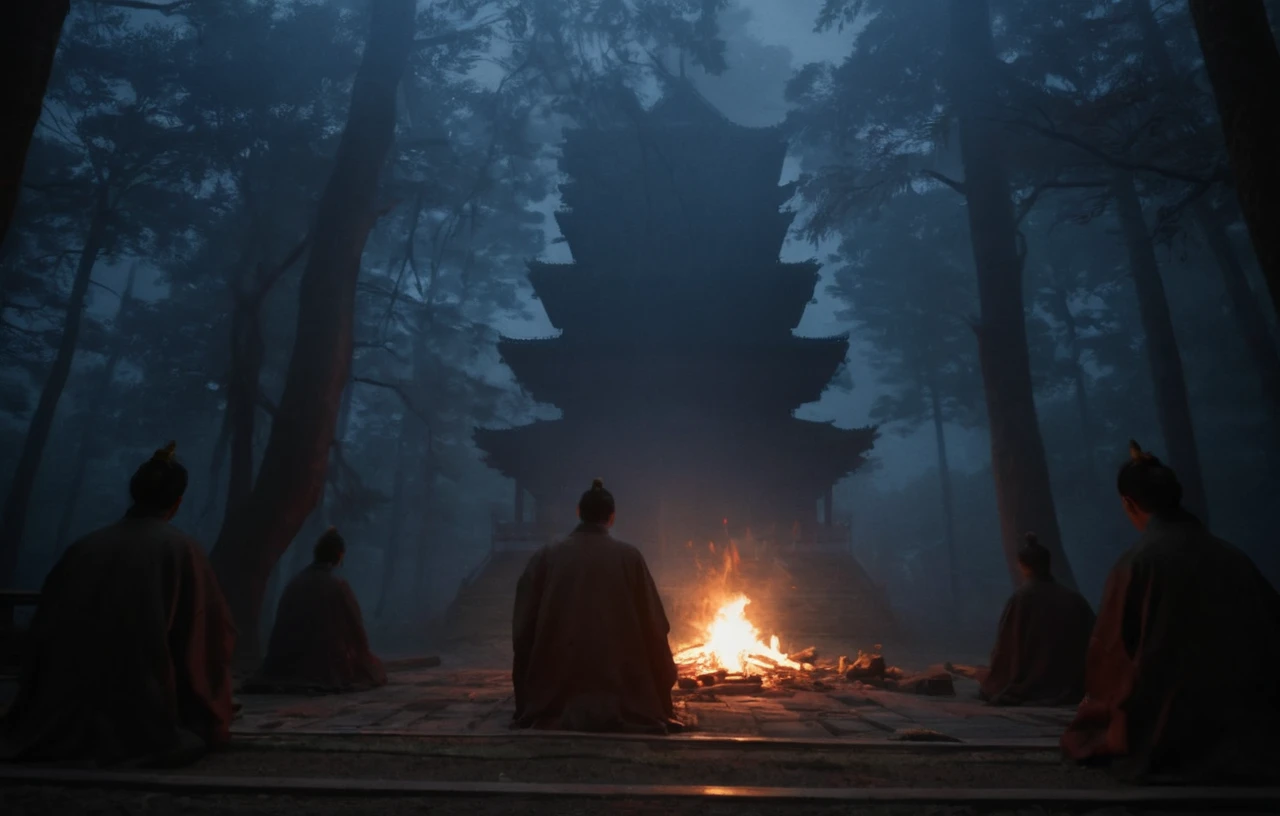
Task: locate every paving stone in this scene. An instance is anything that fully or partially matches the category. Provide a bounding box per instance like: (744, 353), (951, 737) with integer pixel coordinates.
(757, 720), (833, 739)
(816, 717), (880, 736)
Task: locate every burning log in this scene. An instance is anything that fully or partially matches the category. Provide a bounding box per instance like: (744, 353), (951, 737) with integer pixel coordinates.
(890, 669), (955, 697)
(844, 650), (886, 682)
(790, 646), (817, 663)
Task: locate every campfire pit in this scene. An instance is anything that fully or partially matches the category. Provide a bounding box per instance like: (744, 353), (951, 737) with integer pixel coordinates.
(672, 595), (823, 688)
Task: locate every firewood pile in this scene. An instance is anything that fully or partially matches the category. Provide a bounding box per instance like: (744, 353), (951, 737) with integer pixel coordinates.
(674, 647), (956, 697)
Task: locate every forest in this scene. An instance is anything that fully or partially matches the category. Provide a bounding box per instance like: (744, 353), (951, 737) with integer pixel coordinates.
(2, 0), (1278, 652)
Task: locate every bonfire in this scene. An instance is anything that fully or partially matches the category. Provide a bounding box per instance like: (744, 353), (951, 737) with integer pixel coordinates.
(672, 595), (812, 680)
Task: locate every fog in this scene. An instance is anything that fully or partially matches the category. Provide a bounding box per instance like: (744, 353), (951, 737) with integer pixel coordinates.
(2, 0), (1277, 653)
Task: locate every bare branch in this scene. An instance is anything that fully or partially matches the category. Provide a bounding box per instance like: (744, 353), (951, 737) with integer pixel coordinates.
(96, 0), (195, 14)
(1014, 179), (1110, 226)
(1001, 118), (1223, 186)
(351, 376), (430, 427)
(921, 170), (967, 196)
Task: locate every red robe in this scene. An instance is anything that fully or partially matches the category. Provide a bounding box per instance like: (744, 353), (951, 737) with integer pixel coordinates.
(512, 523), (677, 734)
(1061, 511), (1280, 782)
(244, 563), (386, 694)
(1, 514), (235, 767)
(980, 577), (1095, 705)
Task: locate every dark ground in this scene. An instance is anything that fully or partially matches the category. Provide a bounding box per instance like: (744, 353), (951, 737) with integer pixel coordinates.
(0, 790), (1266, 816)
(183, 734), (1119, 788)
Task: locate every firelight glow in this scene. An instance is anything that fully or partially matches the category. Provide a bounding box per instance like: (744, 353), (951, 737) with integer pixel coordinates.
(674, 595), (801, 675)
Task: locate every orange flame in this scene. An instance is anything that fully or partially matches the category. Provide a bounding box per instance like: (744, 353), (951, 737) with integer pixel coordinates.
(673, 595), (800, 675)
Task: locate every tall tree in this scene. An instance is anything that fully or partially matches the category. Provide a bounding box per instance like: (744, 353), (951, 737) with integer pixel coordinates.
(1130, 0), (1280, 429)
(828, 189), (983, 603)
(209, 0), (416, 656)
(0, 12), (210, 584)
(942, 0), (1076, 588)
(1188, 0), (1280, 320)
(0, 0), (71, 254)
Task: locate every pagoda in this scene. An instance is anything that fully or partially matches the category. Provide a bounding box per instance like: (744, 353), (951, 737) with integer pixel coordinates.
(475, 84), (876, 553)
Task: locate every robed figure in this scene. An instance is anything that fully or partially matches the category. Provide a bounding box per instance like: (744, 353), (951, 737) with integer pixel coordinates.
(512, 479), (678, 734)
(1, 444), (236, 767)
(245, 528), (386, 694)
(980, 533), (1095, 706)
(1061, 442), (1280, 782)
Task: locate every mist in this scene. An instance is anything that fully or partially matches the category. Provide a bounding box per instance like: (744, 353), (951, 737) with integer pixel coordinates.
(2, 0), (1278, 656)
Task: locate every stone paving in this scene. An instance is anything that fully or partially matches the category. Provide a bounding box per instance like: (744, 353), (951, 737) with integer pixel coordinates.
(233, 656), (1071, 746)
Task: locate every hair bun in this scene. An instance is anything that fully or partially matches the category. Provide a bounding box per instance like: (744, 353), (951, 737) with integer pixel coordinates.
(591, 478), (604, 491)
(152, 441), (178, 463)
(1129, 439), (1156, 463)
(1024, 531), (1038, 546)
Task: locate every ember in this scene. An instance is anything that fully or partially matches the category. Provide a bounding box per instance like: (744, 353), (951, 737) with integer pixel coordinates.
(672, 595), (804, 676)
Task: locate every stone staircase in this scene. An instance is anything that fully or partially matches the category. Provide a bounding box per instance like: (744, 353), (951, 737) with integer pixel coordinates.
(434, 550), (532, 650)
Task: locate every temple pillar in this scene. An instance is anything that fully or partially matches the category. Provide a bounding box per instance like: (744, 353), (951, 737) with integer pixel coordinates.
(514, 480), (525, 523)
(823, 485), (833, 527)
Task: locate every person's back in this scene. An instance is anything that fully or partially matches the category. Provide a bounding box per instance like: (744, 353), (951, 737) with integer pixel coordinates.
(246, 528), (386, 694)
(981, 533), (1095, 706)
(1, 443), (235, 767)
(512, 479), (677, 734)
(1062, 441), (1280, 782)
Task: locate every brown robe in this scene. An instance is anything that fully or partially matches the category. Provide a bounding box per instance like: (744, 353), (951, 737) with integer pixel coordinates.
(244, 563), (386, 694)
(1061, 511), (1280, 782)
(980, 577), (1095, 706)
(1, 513), (235, 767)
(512, 522), (677, 733)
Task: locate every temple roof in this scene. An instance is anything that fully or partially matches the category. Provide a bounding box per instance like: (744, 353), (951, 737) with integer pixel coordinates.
(474, 417), (876, 500)
(473, 81), (874, 513)
(497, 334), (849, 415)
(526, 258), (821, 340)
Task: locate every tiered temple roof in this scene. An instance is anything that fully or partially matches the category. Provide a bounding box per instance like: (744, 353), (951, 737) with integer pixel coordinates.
(475, 83), (876, 546)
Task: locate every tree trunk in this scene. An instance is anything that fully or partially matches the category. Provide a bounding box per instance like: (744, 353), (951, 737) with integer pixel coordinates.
(1196, 201), (1280, 424)
(0, 186), (108, 584)
(375, 432), (408, 619)
(1046, 271), (1097, 482)
(926, 377), (958, 606)
(1131, 0), (1280, 426)
(0, 0), (70, 254)
(1188, 0), (1280, 321)
(220, 274), (268, 533)
(946, 0), (1077, 590)
(1112, 174), (1210, 518)
(55, 262), (137, 554)
(209, 0), (415, 660)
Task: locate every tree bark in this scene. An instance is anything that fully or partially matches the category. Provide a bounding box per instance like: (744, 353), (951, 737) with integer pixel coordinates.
(1188, 0), (1280, 320)
(946, 0), (1077, 590)
(926, 377), (958, 606)
(54, 263), (137, 554)
(1112, 173), (1210, 519)
(0, 185), (109, 584)
(0, 0), (70, 254)
(209, 0), (415, 659)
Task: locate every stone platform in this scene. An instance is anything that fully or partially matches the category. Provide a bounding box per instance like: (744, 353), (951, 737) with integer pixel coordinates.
(234, 660), (1068, 746)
